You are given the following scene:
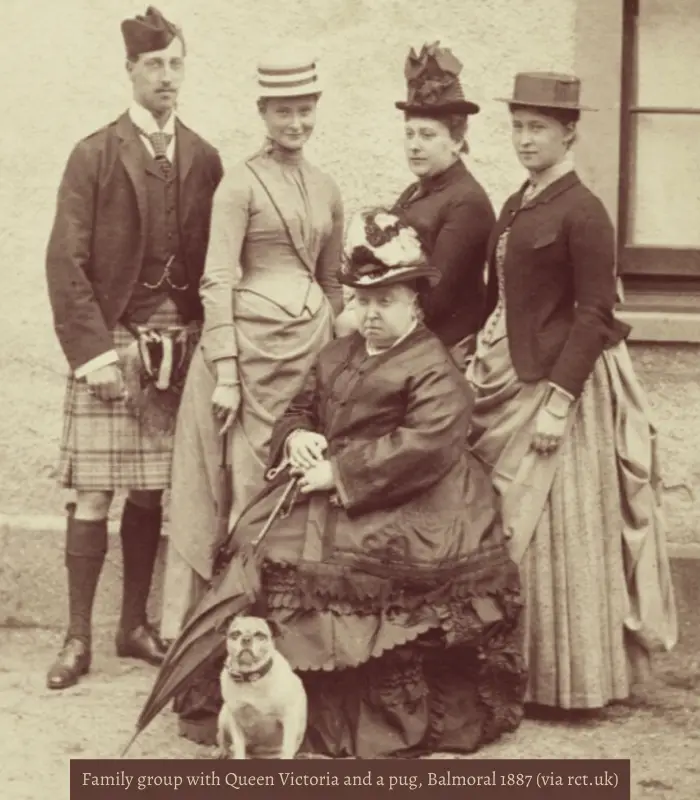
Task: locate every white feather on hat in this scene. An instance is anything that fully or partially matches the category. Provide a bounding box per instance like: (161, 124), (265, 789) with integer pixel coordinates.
(340, 208), (441, 288)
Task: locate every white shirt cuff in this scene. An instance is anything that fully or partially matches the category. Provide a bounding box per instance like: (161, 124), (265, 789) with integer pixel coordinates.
(548, 381), (575, 403)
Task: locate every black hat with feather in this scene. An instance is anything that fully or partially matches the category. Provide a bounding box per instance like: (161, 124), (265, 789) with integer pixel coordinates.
(395, 41), (479, 116)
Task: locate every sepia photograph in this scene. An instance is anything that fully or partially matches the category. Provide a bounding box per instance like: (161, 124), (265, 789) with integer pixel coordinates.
(0, 0), (697, 798)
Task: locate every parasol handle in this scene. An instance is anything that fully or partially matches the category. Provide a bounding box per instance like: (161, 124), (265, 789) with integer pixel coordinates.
(220, 428), (229, 470)
(265, 457), (291, 481)
(250, 476), (299, 549)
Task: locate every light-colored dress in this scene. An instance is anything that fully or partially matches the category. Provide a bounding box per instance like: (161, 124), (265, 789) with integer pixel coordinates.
(160, 140), (344, 640)
(466, 192), (678, 710)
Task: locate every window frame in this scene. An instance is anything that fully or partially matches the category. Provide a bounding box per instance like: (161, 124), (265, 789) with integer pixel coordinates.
(617, 0), (700, 281)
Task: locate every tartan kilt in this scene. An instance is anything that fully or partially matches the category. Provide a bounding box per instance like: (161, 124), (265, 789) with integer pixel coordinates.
(57, 299), (187, 491)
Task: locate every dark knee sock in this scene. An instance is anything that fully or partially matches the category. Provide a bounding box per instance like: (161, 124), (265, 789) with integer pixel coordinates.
(119, 499), (163, 633)
(65, 503), (108, 647)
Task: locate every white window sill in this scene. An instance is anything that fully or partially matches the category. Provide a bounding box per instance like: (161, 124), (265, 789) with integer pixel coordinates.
(618, 309), (700, 343)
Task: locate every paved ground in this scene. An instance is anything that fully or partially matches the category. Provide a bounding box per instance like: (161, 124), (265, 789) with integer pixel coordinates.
(1, 561), (698, 800)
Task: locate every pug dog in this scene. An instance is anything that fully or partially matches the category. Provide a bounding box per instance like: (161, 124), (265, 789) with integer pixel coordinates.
(216, 615), (307, 760)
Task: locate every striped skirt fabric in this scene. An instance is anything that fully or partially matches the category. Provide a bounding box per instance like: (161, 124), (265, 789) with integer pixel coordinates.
(467, 335), (677, 709)
(57, 299), (184, 492)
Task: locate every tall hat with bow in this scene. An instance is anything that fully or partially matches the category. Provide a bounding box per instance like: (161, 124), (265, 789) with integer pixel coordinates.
(338, 208), (441, 290)
(121, 6), (185, 60)
(395, 41), (479, 116)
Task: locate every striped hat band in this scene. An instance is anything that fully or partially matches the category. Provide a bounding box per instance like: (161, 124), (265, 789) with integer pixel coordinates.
(257, 61), (321, 95)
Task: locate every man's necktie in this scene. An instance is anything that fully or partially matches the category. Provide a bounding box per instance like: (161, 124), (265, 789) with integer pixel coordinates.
(147, 131), (173, 178)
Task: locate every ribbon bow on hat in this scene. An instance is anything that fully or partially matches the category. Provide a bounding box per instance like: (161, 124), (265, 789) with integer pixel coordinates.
(405, 41), (462, 100)
(396, 40), (480, 116)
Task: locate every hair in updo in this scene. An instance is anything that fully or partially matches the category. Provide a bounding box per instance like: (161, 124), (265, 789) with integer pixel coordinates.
(405, 112), (470, 154)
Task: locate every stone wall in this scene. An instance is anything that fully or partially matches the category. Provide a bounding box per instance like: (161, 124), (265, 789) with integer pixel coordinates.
(0, 0), (577, 517)
(2, 0), (697, 550)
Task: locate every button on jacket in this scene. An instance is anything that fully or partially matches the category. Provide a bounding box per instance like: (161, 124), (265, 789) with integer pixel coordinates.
(45, 112), (224, 373)
(394, 159), (496, 347)
(484, 171), (631, 399)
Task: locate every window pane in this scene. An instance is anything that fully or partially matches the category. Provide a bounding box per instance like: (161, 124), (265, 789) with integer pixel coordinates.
(627, 113), (700, 248)
(637, 0), (700, 107)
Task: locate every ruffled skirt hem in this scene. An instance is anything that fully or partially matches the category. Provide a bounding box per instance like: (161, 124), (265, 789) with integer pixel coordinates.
(173, 545), (527, 757)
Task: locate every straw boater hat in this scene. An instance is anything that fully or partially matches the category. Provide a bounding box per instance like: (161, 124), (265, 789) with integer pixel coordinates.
(121, 6), (184, 59)
(395, 41), (479, 116)
(256, 50), (323, 98)
(338, 208), (441, 290)
(495, 72), (596, 111)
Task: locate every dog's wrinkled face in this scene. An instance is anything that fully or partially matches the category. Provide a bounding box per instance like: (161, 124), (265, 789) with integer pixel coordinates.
(225, 616), (274, 672)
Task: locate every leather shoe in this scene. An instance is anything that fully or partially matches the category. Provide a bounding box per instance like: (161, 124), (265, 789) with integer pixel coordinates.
(46, 638), (91, 690)
(115, 623), (167, 666)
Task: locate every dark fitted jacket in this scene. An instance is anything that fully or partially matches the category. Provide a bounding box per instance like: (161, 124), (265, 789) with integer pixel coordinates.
(484, 171), (631, 398)
(393, 159), (496, 347)
(45, 112), (224, 372)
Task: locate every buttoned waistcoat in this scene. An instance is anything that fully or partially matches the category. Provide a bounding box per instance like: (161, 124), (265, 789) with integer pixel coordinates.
(45, 111), (224, 371)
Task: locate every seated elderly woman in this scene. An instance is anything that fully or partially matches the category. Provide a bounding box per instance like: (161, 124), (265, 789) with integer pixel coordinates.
(178, 208), (527, 758)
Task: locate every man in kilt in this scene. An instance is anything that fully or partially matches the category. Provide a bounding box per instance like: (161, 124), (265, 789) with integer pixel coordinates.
(44, 6), (224, 690)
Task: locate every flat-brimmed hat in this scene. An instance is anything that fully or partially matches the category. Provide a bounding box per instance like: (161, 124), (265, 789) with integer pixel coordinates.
(395, 41), (479, 116)
(121, 6), (184, 60)
(256, 51), (322, 98)
(496, 71), (596, 111)
(339, 208), (441, 290)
